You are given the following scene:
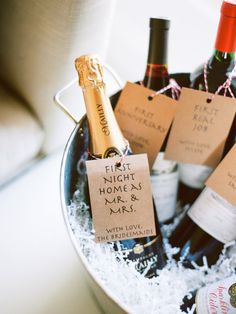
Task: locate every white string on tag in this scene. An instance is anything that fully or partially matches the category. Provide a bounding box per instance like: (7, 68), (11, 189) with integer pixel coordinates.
(140, 79), (181, 100)
(204, 62), (236, 102)
(88, 139), (130, 167)
(116, 140), (130, 167)
(149, 78), (181, 100)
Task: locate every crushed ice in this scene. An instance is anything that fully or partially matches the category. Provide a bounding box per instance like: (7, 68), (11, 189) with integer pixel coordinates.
(67, 188), (236, 314)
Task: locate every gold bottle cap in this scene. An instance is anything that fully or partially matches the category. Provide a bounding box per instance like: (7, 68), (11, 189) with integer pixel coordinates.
(75, 54), (104, 88)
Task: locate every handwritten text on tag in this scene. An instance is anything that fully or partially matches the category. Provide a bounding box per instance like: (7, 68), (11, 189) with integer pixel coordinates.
(165, 88), (236, 167)
(206, 143), (236, 207)
(115, 82), (177, 168)
(86, 154), (156, 243)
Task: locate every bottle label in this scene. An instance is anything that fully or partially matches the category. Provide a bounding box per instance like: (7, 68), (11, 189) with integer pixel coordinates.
(188, 187), (236, 243)
(121, 235), (165, 278)
(114, 82), (177, 168)
(179, 163), (213, 189)
(86, 154), (157, 243)
(103, 147), (123, 158)
(165, 88), (236, 168)
(206, 144), (236, 208)
(151, 153), (178, 222)
(196, 276), (236, 314)
(152, 151), (177, 173)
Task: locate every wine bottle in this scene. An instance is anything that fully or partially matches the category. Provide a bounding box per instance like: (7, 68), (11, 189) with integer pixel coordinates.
(75, 54), (166, 278)
(178, 0), (236, 206)
(181, 275), (236, 313)
(143, 18), (179, 224)
(169, 1), (236, 267)
(169, 186), (236, 268)
(143, 18), (169, 91)
(170, 124), (236, 267)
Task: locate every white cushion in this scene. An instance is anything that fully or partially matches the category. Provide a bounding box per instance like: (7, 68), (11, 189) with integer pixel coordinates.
(0, 85), (44, 184)
(0, 0), (116, 154)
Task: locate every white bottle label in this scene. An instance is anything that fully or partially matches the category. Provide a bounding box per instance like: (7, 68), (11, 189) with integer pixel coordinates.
(196, 276), (236, 314)
(179, 163), (213, 189)
(152, 152), (177, 174)
(188, 187), (236, 244)
(151, 171), (179, 223)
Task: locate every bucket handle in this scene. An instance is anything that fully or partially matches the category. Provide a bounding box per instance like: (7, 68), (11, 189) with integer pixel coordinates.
(53, 62), (124, 124)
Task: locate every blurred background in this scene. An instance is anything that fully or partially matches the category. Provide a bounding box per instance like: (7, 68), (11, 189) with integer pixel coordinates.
(108, 0), (222, 79)
(0, 0), (223, 313)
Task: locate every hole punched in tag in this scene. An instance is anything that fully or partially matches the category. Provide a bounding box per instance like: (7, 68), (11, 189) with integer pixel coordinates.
(206, 98), (212, 103)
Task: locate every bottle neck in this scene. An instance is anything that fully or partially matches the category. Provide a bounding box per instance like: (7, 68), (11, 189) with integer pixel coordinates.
(208, 49), (235, 73)
(212, 1), (236, 69)
(143, 64), (168, 90)
(214, 50), (235, 62)
(143, 27), (169, 90)
(147, 28), (168, 65)
(82, 84), (126, 158)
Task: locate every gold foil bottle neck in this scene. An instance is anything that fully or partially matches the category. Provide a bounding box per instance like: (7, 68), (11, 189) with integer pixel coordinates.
(75, 54), (104, 88)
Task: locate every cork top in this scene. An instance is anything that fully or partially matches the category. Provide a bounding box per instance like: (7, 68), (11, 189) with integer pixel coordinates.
(75, 54), (104, 88)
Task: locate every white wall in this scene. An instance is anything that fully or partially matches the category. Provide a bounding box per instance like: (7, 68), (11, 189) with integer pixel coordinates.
(107, 0), (222, 82)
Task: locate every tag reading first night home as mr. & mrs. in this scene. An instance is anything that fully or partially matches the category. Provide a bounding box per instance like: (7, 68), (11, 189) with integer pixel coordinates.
(206, 143), (236, 207)
(86, 154), (156, 243)
(165, 88), (236, 167)
(115, 82), (177, 168)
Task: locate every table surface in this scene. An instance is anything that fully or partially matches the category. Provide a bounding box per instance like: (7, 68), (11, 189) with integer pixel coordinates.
(0, 149), (103, 314)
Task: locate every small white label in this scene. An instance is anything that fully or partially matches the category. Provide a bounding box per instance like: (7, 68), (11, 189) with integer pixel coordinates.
(152, 152), (177, 174)
(151, 171), (179, 223)
(179, 163), (213, 189)
(196, 275), (236, 314)
(188, 187), (236, 244)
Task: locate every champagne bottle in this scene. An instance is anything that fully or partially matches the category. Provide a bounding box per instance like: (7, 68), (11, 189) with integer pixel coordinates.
(178, 0), (236, 206)
(143, 18), (179, 223)
(169, 0), (236, 268)
(75, 54), (166, 278)
(181, 275), (236, 313)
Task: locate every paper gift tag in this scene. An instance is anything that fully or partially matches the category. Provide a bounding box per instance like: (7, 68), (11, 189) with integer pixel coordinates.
(165, 87), (236, 167)
(86, 154), (156, 243)
(115, 82), (177, 168)
(206, 143), (236, 207)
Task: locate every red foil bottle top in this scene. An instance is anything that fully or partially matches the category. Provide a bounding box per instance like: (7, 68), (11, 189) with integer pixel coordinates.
(215, 0), (236, 52)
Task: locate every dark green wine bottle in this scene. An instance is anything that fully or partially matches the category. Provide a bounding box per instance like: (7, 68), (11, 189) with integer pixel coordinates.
(178, 0), (236, 207)
(170, 0), (236, 269)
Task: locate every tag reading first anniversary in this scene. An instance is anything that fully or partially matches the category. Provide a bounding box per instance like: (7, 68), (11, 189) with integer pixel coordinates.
(115, 82), (177, 168)
(165, 88), (236, 167)
(86, 154), (156, 243)
(206, 143), (236, 207)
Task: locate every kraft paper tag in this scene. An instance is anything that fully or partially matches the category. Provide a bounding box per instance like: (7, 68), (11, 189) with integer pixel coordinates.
(165, 88), (236, 167)
(86, 154), (156, 243)
(115, 82), (177, 168)
(206, 144), (236, 207)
